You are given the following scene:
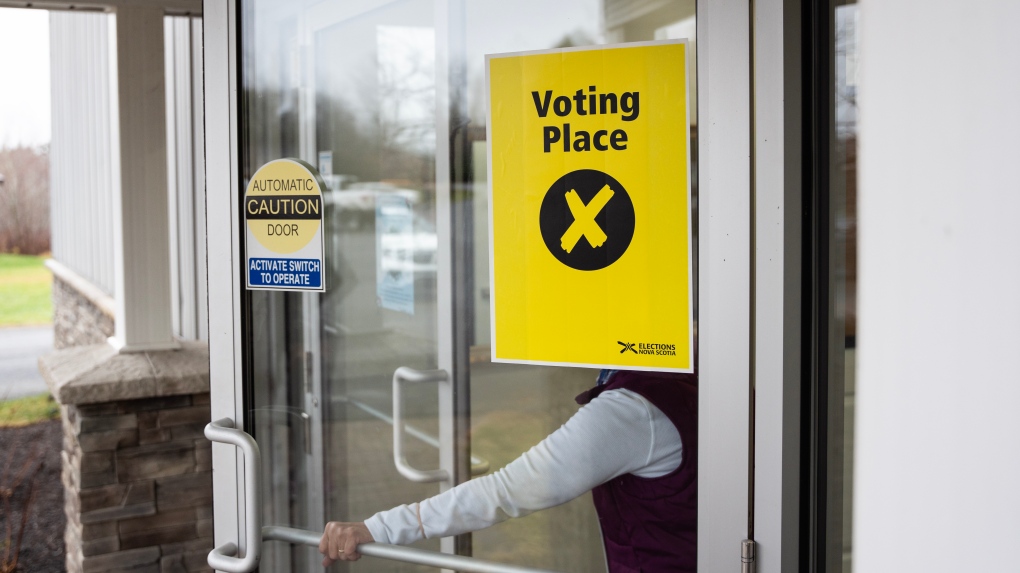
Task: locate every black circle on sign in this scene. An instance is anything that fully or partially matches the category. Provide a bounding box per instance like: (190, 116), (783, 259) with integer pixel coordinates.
(539, 169), (635, 271)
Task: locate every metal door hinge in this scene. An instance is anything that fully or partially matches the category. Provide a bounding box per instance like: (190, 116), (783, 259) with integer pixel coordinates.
(742, 539), (757, 573)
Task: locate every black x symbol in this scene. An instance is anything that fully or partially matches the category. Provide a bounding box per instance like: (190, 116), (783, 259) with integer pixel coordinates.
(618, 341), (637, 354)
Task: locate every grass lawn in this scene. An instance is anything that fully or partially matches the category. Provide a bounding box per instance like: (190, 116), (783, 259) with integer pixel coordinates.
(0, 393), (60, 427)
(0, 254), (52, 326)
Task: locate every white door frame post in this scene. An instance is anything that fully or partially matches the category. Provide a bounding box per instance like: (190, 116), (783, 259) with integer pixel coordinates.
(203, 0), (247, 566)
(696, 0), (753, 568)
(108, 4), (180, 352)
(752, 0), (804, 571)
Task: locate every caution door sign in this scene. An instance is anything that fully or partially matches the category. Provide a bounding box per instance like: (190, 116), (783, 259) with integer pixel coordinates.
(245, 159), (326, 291)
(487, 40), (693, 372)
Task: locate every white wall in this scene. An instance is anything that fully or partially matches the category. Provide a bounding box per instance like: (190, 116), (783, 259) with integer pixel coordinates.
(49, 11), (116, 295)
(855, 1), (1020, 571)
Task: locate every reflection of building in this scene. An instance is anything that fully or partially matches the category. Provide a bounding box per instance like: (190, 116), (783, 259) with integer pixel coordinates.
(604, 0), (694, 40)
(16, 1), (1020, 572)
(605, 0), (698, 119)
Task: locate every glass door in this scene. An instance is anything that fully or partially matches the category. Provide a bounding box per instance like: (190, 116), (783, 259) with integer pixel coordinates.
(243, 1), (449, 570)
(207, 0), (761, 571)
(240, 3), (702, 572)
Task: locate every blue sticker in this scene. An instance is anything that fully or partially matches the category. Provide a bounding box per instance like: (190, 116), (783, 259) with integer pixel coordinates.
(249, 258), (322, 288)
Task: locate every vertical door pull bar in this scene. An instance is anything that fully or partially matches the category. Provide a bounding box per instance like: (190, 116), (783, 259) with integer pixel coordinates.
(339, 395), (490, 475)
(392, 366), (450, 483)
(205, 418), (263, 573)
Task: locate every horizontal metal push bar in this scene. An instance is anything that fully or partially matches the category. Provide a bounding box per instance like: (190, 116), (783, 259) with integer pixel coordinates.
(262, 525), (561, 573)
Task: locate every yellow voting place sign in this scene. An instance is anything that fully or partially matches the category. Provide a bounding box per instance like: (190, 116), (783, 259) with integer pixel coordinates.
(245, 158), (326, 292)
(487, 40), (693, 372)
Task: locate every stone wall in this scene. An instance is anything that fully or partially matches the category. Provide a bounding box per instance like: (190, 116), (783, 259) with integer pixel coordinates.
(48, 261), (116, 350)
(61, 393), (212, 573)
(40, 342), (213, 573)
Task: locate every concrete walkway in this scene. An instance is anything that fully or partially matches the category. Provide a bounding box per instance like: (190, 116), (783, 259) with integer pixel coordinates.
(0, 325), (54, 400)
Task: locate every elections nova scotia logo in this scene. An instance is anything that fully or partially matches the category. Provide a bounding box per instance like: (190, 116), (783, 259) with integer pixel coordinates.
(617, 341), (677, 356)
(244, 158), (326, 292)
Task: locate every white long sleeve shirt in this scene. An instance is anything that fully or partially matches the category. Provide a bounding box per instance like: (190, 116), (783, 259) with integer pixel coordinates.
(364, 388), (683, 545)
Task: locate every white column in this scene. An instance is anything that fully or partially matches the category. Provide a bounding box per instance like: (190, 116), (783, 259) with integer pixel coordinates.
(108, 5), (179, 352)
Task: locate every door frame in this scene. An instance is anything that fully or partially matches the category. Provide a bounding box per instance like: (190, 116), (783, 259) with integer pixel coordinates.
(694, 0), (752, 568)
(204, 0), (247, 565)
(749, 0), (804, 572)
(203, 0), (801, 570)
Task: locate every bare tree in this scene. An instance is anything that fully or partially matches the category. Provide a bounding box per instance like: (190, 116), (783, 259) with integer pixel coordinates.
(0, 145), (50, 254)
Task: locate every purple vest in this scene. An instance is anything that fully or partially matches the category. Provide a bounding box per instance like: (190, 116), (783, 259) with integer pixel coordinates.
(576, 371), (698, 573)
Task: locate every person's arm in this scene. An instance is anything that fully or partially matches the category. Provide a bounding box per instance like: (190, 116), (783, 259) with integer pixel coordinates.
(364, 388), (682, 544)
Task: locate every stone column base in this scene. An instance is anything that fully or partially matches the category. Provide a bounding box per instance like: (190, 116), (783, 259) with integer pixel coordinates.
(40, 341), (213, 573)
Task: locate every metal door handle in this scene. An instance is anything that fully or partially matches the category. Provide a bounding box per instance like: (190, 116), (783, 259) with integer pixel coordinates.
(205, 418), (263, 573)
(263, 525), (561, 573)
(392, 366), (450, 483)
(339, 395), (490, 475)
